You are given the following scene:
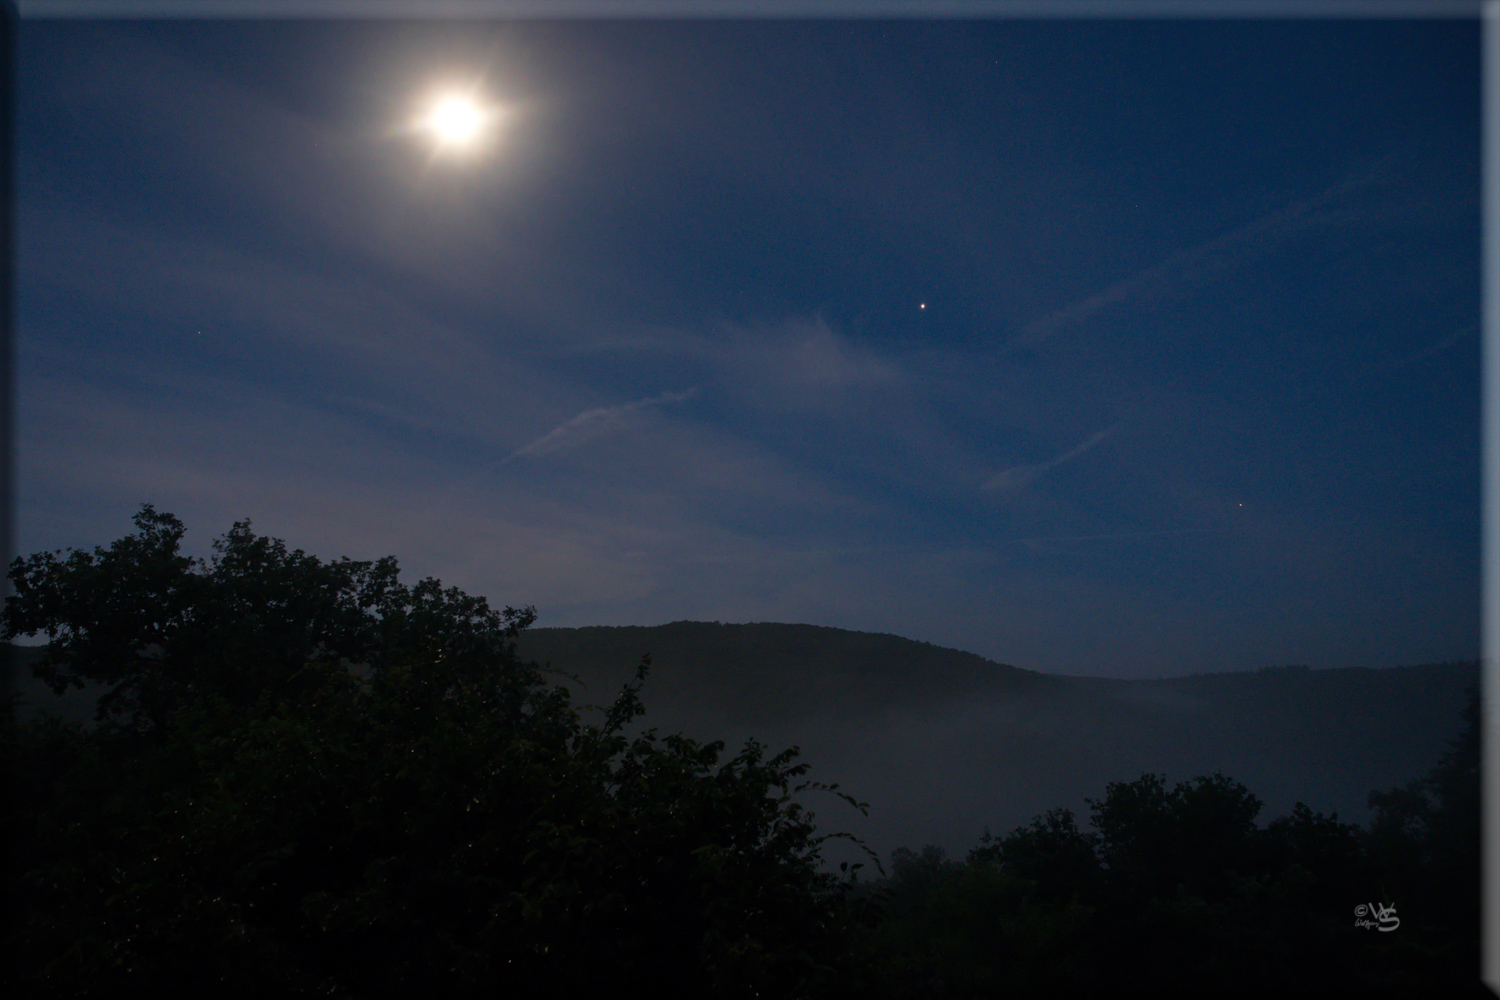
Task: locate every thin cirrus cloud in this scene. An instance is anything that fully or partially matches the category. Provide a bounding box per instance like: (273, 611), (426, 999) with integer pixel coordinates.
(1364, 324), (1477, 377)
(380, 386), (704, 559)
(1007, 526), (1233, 555)
(561, 315), (902, 407)
(981, 424), (1120, 495)
(505, 387), (700, 463)
(1009, 157), (1399, 351)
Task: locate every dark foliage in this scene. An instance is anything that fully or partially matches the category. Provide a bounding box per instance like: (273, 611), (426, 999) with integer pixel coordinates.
(854, 696), (1485, 999)
(4, 505), (1485, 998)
(3, 505), (880, 998)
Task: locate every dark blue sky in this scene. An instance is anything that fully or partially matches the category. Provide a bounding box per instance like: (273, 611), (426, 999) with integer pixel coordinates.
(15, 13), (1480, 678)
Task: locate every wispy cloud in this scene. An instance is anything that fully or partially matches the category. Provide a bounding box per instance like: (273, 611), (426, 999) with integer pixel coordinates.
(775, 317), (902, 388)
(506, 387), (699, 462)
(732, 317), (904, 417)
(1364, 324), (1477, 377)
(1008, 526), (1234, 549)
(563, 315), (903, 411)
(1010, 158), (1399, 350)
(982, 425), (1119, 494)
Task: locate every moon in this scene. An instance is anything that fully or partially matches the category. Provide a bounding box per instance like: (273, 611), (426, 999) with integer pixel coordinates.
(413, 89), (499, 154)
(427, 96), (483, 144)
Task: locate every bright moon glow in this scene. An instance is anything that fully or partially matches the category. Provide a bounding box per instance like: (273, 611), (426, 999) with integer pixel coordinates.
(420, 93), (490, 150)
(429, 97), (482, 143)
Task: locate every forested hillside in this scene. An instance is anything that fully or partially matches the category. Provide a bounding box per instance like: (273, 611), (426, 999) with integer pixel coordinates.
(2, 508), (1484, 996)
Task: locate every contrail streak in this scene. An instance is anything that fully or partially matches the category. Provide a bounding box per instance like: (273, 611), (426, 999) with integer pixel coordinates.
(1011, 156), (1398, 350)
(505, 387), (698, 463)
(982, 424), (1120, 494)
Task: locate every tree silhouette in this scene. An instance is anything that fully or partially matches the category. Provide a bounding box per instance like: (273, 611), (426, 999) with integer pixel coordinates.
(3, 505), (877, 998)
(1363, 683), (1483, 994)
(857, 749), (1487, 999)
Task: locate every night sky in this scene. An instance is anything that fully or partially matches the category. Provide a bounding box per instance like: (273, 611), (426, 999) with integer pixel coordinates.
(14, 13), (1480, 680)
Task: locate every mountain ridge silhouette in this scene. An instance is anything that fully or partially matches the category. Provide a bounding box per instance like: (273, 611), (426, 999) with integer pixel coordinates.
(8, 623), (1476, 865)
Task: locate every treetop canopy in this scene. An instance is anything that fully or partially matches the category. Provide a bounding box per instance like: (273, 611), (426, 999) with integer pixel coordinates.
(4, 503), (539, 731)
